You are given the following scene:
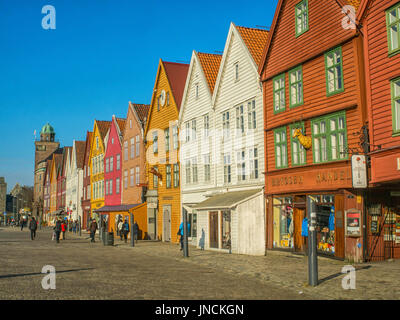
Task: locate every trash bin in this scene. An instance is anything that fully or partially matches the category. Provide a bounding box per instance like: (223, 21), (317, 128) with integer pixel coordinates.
(106, 232), (114, 246)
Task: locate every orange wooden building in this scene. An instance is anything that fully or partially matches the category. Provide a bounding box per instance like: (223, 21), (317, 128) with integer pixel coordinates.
(259, 0), (368, 262)
(361, 0), (400, 260)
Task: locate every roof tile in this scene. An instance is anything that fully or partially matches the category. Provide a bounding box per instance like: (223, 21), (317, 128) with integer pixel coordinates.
(197, 52), (222, 93)
(163, 61), (190, 110)
(235, 25), (269, 66)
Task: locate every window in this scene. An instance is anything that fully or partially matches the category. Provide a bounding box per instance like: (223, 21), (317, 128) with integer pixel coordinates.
(192, 120), (197, 141)
(116, 154), (120, 170)
(167, 92), (170, 106)
(290, 123), (307, 166)
(387, 3), (400, 55)
(204, 114), (209, 137)
(124, 141), (128, 161)
(110, 156), (113, 172)
(188, 213), (197, 238)
(130, 168), (135, 187)
(157, 96), (160, 111)
(130, 138), (135, 159)
(129, 119), (132, 129)
(236, 105), (244, 134)
(166, 165), (172, 188)
(87, 185), (91, 199)
(312, 112), (347, 163)
(136, 135), (140, 156)
(273, 74), (285, 113)
(237, 150), (246, 182)
(295, 0), (309, 37)
(109, 179), (113, 195)
(248, 100), (257, 129)
(153, 131), (158, 153)
(234, 62), (239, 81)
(136, 167), (140, 186)
(223, 153), (231, 184)
(105, 158), (109, 173)
(192, 157), (198, 183)
(223, 111), (230, 140)
(185, 159), (191, 184)
(165, 128), (170, 152)
(124, 170), (128, 189)
(173, 125), (179, 150)
(106, 180), (109, 195)
(96, 137), (99, 149)
(391, 77), (400, 134)
(289, 66), (303, 108)
(274, 127), (288, 169)
(173, 164), (179, 188)
(325, 47), (344, 96)
(204, 154), (211, 182)
(249, 148), (259, 179)
(116, 178), (120, 194)
(185, 122), (190, 142)
(153, 167), (158, 189)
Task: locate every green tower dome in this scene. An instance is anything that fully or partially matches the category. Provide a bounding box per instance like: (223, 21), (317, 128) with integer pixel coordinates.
(41, 123), (55, 135)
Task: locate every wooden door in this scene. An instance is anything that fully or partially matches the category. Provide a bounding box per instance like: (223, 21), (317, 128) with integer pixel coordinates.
(294, 208), (305, 252)
(334, 195), (345, 259)
(209, 211), (219, 249)
(163, 205), (171, 242)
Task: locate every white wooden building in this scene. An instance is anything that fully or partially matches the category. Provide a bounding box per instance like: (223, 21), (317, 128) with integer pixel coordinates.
(179, 23), (269, 255)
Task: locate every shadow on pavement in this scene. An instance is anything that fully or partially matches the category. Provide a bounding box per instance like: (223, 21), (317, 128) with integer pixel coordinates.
(0, 268), (95, 280)
(318, 265), (372, 285)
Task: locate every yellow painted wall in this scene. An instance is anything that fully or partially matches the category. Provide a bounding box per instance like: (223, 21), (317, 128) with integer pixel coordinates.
(145, 61), (181, 243)
(90, 121), (105, 216)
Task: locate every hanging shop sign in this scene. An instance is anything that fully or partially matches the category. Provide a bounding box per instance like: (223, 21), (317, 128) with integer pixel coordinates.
(351, 155), (367, 189)
(345, 209), (361, 237)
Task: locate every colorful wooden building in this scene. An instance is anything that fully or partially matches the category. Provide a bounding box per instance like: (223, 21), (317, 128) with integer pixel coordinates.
(81, 131), (93, 230)
(121, 102), (150, 239)
(145, 59), (189, 243)
(259, 0), (368, 262)
(361, 0), (400, 260)
(89, 120), (111, 223)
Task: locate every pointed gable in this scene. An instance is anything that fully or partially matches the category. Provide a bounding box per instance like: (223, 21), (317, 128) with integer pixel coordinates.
(235, 25), (269, 66)
(162, 61), (190, 110)
(197, 52), (222, 94)
(75, 141), (86, 169)
(95, 120), (112, 142)
(132, 103), (150, 125)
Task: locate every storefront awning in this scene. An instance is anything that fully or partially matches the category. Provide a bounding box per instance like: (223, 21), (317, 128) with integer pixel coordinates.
(94, 204), (141, 213)
(193, 189), (262, 211)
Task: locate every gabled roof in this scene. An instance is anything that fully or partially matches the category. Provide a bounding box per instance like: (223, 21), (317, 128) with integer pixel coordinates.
(162, 61), (190, 111)
(95, 120), (112, 141)
(62, 147), (72, 177)
(196, 52), (222, 94)
(131, 103), (150, 124)
(235, 25), (269, 66)
(75, 141), (86, 169)
(194, 189), (262, 210)
(83, 131), (93, 165)
(116, 118), (126, 135)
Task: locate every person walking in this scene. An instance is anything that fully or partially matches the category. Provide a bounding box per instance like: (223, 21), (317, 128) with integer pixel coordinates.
(29, 217), (38, 240)
(122, 220), (130, 243)
(89, 219), (98, 243)
(72, 220), (77, 234)
(54, 219), (62, 243)
(20, 217), (24, 231)
(133, 221), (139, 244)
(118, 219), (123, 241)
(177, 221), (190, 251)
(61, 221), (67, 240)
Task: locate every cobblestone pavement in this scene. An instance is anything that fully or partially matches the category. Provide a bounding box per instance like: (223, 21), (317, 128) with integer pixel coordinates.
(0, 227), (399, 300)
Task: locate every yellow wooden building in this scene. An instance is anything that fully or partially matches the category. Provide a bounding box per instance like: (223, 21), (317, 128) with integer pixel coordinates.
(144, 59), (189, 243)
(89, 120), (111, 221)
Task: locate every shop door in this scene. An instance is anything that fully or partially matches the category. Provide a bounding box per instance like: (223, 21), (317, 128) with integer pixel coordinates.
(163, 205), (171, 242)
(209, 211), (219, 249)
(294, 208), (305, 252)
(334, 195), (345, 259)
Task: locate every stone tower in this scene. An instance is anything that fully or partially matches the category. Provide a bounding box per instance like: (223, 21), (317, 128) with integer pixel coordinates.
(33, 123), (60, 217)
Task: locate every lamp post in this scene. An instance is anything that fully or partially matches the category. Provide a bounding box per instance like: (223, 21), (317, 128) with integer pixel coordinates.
(130, 213), (135, 247)
(183, 208), (189, 258)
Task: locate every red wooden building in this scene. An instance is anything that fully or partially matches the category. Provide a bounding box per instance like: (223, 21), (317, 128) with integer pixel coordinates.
(81, 131), (93, 230)
(361, 0), (400, 260)
(259, 0), (368, 262)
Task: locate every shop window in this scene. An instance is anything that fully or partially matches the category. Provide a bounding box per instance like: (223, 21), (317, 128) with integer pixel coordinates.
(221, 210), (231, 250)
(273, 197), (294, 249)
(188, 212), (197, 239)
(308, 195), (336, 255)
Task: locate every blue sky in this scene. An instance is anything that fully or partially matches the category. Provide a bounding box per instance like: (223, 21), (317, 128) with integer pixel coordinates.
(0, 0), (278, 192)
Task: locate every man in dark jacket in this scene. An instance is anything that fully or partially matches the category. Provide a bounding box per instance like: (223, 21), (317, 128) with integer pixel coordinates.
(122, 220), (130, 243)
(89, 219), (98, 243)
(54, 219), (62, 243)
(29, 217), (38, 240)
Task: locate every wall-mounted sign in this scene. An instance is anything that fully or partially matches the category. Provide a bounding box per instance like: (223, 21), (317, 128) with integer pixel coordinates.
(345, 209), (361, 237)
(352, 155), (367, 188)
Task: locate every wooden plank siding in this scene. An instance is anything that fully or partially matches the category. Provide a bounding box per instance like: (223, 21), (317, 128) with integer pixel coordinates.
(261, 0), (358, 81)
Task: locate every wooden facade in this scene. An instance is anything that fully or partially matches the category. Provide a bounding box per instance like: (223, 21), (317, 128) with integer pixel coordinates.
(81, 131), (93, 230)
(260, 0), (367, 262)
(361, 0), (400, 260)
(144, 60), (189, 243)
